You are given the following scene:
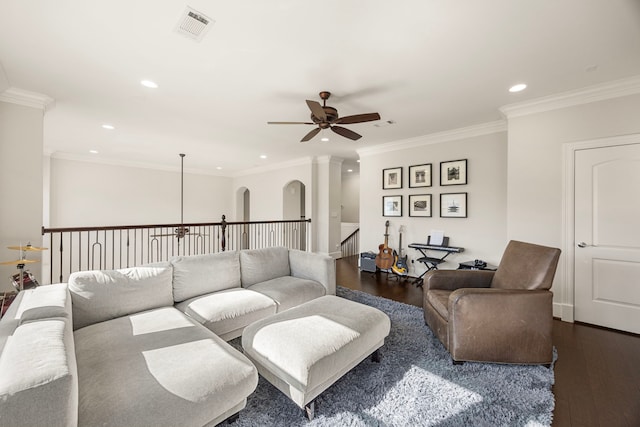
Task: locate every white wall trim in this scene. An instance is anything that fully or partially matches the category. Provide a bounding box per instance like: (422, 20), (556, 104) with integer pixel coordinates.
(561, 132), (640, 323)
(232, 156), (314, 177)
(357, 120), (507, 157)
(49, 151), (224, 177)
(0, 87), (55, 111)
(501, 75), (640, 118)
(315, 155), (344, 166)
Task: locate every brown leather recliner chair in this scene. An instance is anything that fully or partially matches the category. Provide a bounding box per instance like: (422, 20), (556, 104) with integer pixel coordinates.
(423, 240), (561, 365)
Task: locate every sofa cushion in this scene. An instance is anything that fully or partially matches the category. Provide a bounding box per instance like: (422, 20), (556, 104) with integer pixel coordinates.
(69, 265), (173, 330)
(0, 317), (78, 427)
(248, 276), (326, 312)
(240, 246), (290, 287)
(74, 307), (258, 427)
(175, 288), (277, 341)
(12, 283), (71, 324)
(171, 252), (241, 302)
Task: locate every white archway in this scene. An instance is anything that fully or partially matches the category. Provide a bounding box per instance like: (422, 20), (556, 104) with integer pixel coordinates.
(283, 180), (305, 220)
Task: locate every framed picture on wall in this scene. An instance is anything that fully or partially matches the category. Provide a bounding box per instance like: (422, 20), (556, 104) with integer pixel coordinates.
(440, 159), (467, 186)
(409, 194), (432, 217)
(382, 167), (403, 189)
(383, 195), (403, 217)
(409, 163), (432, 188)
(440, 192), (467, 218)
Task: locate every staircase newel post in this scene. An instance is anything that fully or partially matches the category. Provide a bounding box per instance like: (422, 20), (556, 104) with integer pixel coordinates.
(221, 215), (227, 252)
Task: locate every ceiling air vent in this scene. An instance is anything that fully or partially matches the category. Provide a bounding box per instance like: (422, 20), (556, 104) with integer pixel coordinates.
(175, 7), (214, 42)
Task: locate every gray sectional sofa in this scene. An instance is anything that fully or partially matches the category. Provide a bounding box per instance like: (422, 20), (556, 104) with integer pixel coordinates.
(0, 247), (335, 427)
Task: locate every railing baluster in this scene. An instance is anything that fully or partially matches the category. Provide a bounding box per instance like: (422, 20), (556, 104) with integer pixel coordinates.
(41, 216), (312, 283)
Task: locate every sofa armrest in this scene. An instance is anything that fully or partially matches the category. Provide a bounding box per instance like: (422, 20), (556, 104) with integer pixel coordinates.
(424, 270), (494, 291)
(289, 250), (336, 295)
(448, 288), (553, 364)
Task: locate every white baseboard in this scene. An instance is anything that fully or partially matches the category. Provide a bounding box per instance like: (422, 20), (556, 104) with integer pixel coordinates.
(553, 302), (575, 322)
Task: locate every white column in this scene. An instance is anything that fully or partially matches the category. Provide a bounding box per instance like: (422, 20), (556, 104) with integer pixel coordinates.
(314, 156), (343, 258)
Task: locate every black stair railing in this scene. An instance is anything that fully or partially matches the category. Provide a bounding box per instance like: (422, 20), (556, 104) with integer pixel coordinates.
(340, 228), (359, 259)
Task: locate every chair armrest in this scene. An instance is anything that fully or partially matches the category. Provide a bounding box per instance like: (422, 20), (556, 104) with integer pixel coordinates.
(424, 270), (494, 291)
(448, 288), (553, 364)
(289, 250), (336, 295)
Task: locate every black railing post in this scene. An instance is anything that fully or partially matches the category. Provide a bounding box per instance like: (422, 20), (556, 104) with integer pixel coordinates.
(221, 215), (227, 252)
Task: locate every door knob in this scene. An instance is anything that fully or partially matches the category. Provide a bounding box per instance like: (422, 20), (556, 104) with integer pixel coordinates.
(578, 242), (588, 248)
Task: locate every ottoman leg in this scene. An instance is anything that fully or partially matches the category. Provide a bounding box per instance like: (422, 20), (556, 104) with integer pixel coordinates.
(224, 412), (239, 424)
(305, 400), (315, 421)
(371, 348), (381, 363)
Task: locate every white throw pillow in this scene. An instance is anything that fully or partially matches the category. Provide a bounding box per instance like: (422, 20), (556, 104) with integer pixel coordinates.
(69, 265), (173, 330)
(170, 252), (241, 302)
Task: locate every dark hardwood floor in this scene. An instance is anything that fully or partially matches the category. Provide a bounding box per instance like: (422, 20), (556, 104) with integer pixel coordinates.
(336, 256), (640, 427)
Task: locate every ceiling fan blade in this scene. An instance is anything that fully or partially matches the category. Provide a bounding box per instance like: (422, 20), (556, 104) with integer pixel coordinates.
(334, 112), (381, 124)
(301, 127), (321, 142)
(267, 121), (315, 125)
(331, 126), (362, 141)
(306, 100), (327, 122)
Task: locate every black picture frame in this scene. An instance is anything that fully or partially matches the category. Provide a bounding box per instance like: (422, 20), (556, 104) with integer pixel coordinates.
(409, 194), (432, 217)
(382, 167), (403, 190)
(408, 163), (432, 188)
(440, 192), (467, 218)
(440, 159), (467, 186)
(383, 195), (403, 217)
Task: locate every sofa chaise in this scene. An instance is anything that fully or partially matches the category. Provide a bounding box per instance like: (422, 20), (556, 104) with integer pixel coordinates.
(0, 247), (335, 427)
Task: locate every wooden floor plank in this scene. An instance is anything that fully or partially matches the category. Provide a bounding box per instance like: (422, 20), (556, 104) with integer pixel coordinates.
(335, 256), (640, 427)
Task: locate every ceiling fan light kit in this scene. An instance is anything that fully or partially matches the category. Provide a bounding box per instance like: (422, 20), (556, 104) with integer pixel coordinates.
(268, 91), (381, 142)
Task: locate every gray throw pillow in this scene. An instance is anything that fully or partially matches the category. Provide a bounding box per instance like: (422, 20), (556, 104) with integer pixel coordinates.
(170, 252), (241, 302)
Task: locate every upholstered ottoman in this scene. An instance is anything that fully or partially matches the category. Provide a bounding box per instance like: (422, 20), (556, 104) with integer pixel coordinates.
(241, 295), (391, 419)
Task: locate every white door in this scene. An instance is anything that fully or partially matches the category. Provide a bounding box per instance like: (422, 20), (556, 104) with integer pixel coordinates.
(574, 143), (640, 334)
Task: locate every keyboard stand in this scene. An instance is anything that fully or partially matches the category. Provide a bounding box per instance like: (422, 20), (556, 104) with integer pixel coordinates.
(408, 238), (464, 287)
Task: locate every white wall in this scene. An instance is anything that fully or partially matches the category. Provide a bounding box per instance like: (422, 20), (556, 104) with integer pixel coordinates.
(359, 131), (508, 277)
(506, 92), (640, 314)
(341, 171), (360, 223)
(0, 102), (44, 291)
(49, 157), (232, 227)
(232, 160), (313, 222)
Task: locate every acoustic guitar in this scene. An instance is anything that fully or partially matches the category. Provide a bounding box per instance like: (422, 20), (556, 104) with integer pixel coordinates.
(375, 220), (394, 270)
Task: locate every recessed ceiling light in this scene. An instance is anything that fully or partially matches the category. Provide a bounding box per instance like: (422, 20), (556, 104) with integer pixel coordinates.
(357, 160), (360, 163)
(347, 169), (353, 173)
(89, 150), (99, 154)
(321, 137), (329, 142)
(260, 155), (267, 159)
(216, 166), (222, 170)
(509, 83), (527, 93)
(141, 80), (158, 89)
(102, 124), (115, 130)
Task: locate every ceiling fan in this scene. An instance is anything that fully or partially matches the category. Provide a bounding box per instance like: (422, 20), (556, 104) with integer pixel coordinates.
(268, 91), (381, 142)
(152, 154), (207, 240)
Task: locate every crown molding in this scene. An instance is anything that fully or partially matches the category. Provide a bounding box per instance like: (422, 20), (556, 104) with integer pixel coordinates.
(231, 156), (314, 178)
(0, 87), (55, 111)
(500, 75), (640, 118)
(357, 120), (507, 157)
(314, 155), (344, 166)
(48, 151), (227, 177)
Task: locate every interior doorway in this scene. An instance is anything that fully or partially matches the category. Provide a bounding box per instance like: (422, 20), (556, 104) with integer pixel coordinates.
(236, 187), (250, 249)
(283, 180), (306, 250)
(566, 134), (640, 334)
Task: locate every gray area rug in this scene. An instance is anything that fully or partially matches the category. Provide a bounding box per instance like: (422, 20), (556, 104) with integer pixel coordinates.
(230, 286), (555, 426)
